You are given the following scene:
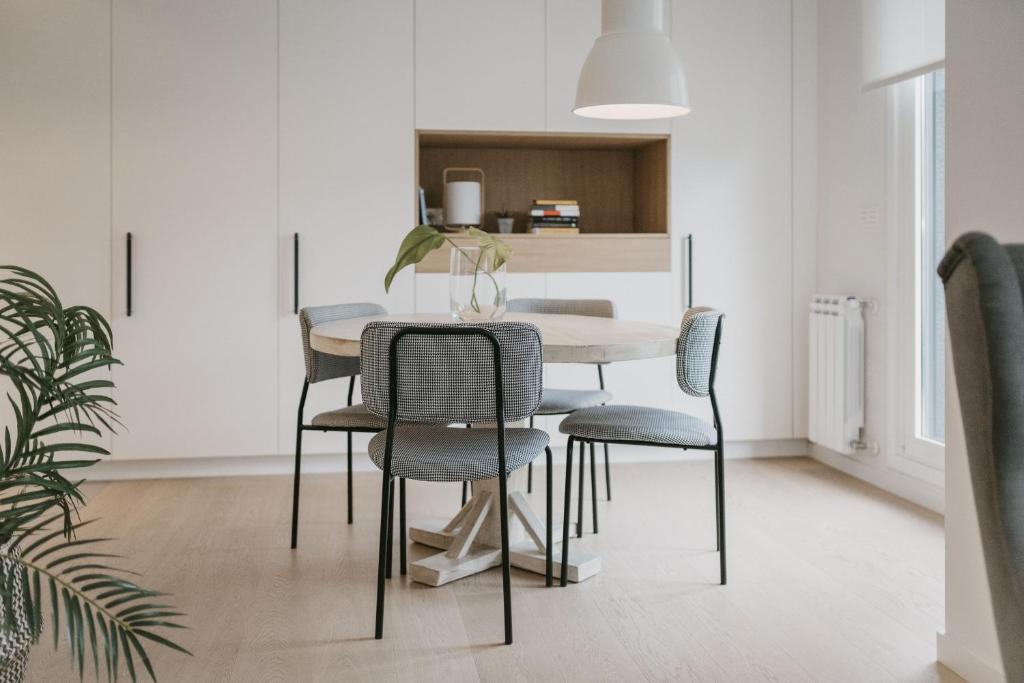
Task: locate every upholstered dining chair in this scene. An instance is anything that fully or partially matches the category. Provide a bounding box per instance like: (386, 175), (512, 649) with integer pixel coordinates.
(939, 231), (1024, 682)
(291, 303), (403, 549)
(360, 320), (553, 645)
(507, 298), (615, 536)
(557, 307), (725, 586)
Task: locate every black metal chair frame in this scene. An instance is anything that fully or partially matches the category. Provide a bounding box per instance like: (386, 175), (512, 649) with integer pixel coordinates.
(527, 364), (612, 530)
(374, 326), (553, 646)
(560, 317), (726, 587)
(290, 375), (405, 550)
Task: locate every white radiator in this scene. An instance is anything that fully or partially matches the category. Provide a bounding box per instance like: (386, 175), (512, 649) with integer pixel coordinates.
(808, 295), (865, 455)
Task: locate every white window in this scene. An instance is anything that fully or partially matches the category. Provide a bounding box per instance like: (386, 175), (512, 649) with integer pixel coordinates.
(891, 69), (945, 481)
(917, 69), (945, 446)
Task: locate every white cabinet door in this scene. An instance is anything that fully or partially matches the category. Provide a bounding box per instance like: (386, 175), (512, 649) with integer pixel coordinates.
(0, 1), (112, 454)
(0, 1), (111, 314)
(110, 0), (279, 460)
(545, 0), (671, 135)
(671, 0), (794, 441)
(415, 0), (546, 131)
(278, 0), (416, 455)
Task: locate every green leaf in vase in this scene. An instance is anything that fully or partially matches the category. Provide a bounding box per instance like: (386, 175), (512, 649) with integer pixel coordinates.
(383, 225), (447, 292)
(466, 228), (513, 270)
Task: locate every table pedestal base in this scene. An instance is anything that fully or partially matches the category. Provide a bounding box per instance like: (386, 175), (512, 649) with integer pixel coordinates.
(407, 476), (600, 587)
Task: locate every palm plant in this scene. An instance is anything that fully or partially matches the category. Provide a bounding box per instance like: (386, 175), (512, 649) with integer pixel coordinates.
(0, 266), (188, 682)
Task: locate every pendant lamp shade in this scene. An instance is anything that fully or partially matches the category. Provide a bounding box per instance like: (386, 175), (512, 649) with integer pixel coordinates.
(574, 0), (690, 120)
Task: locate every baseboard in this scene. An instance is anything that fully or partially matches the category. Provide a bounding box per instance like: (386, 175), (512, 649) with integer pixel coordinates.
(937, 632), (1005, 683)
(86, 438), (808, 482)
(808, 443), (945, 514)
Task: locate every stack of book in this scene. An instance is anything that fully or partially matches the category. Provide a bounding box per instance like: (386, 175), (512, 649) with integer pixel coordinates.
(529, 199), (580, 234)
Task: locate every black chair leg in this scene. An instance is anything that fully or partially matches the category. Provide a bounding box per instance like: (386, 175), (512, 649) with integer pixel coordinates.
(603, 443), (612, 501)
(577, 440), (585, 538)
(714, 447), (721, 550)
(527, 416), (534, 493)
(386, 479), (395, 580)
(545, 447), (553, 587)
(290, 427), (303, 549)
(347, 431), (354, 525)
(717, 445), (726, 585)
(590, 442), (598, 534)
(374, 473), (392, 639)
(400, 478), (407, 576)
(561, 437), (574, 587)
(498, 469), (513, 645)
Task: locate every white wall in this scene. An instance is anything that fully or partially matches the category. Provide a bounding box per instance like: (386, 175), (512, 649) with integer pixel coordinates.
(812, 0), (945, 513)
(1, 0), (812, 473)
(938, 1), (1024, 681)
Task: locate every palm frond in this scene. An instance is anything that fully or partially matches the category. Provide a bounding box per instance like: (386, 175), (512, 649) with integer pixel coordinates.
(3, 521), (191, 681)
(1, 265), (189, 680)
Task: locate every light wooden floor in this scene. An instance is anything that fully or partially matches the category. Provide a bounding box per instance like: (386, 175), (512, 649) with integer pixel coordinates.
(28, 457), (961, 682)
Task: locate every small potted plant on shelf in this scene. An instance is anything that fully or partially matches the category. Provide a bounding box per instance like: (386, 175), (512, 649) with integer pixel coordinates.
(385, 225), (512, 321)
(0, 266), (189, 682)
(495, 208), (514, 235)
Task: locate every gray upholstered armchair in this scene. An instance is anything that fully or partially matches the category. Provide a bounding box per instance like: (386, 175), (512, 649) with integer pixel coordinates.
(939, 231), (1024, 681)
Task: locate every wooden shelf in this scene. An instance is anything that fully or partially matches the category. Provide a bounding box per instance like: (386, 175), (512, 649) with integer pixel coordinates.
(416, 129), (669, 236)
(415, 129), (670, 272)
(414, 233), (670, 273)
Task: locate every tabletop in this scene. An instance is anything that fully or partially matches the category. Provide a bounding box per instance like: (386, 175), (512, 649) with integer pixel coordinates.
(309, 313), (680, 364)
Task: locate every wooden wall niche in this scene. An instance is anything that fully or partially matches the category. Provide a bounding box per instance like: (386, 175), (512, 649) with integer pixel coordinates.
(417, 131), (669, 235)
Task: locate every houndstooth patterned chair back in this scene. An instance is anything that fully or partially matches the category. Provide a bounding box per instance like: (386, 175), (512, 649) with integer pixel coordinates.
(676, 307), (723, 398)
(360, 321), (544, 424)
(506, 297), (616, 319)
(300, 303), (387, 384)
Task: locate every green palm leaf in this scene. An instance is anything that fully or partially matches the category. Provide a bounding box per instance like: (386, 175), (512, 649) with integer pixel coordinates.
(1, 266), (189, 680)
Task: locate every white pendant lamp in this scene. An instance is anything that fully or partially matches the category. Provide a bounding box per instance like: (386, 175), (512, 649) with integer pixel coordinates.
(574, 0), (690, 120)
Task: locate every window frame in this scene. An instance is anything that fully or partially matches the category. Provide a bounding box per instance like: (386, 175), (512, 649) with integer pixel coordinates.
(887, 72), (945, 483)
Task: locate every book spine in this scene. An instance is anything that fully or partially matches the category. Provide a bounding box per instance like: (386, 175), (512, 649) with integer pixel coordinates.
(532, 199), (578, 205)
(529, 209), (581, 217)
(531, 204), (580, 212)
(531, 216), (579, 223)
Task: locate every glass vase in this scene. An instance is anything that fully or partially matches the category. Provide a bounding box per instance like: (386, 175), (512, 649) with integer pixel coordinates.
(449, 246), (507, 322)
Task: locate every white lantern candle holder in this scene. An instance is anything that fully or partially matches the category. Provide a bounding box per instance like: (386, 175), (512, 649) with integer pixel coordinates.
(443, 167), (485, 230)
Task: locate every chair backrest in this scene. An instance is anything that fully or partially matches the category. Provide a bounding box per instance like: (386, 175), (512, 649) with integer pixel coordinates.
(299, 303), (387, 384)
(360, 321), (543, 425)
(506, 297), (616, 319)
(939, 231), (1024, 682)
(676, 307), (723, 398)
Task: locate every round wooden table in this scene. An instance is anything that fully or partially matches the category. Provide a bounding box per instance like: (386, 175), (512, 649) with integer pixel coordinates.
(310, 312), (680, 587)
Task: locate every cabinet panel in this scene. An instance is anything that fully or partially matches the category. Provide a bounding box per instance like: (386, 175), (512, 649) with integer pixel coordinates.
(415, 0), (546, 131)
(545, 0), (670, 135)
(671, 0), (794, 440)
(278, 0), (416, 455)
(0, 0), (110, 316)
(111, 0), (279, 459)
(0, 1), (112, 454)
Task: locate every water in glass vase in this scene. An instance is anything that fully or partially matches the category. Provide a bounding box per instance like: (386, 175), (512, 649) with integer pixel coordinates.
(449, 246), (507, 321)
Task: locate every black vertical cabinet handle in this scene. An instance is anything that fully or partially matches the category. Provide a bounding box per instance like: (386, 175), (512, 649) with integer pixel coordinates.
(293, 232), (299, 315)
(126, 232), (133, 317)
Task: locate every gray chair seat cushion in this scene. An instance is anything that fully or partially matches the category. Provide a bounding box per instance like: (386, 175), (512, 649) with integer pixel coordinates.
(559, 405), (717, 448)
(536, 388), (613, 415)
(311, 403), (387, 430)
(368, 426), (550, 482)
